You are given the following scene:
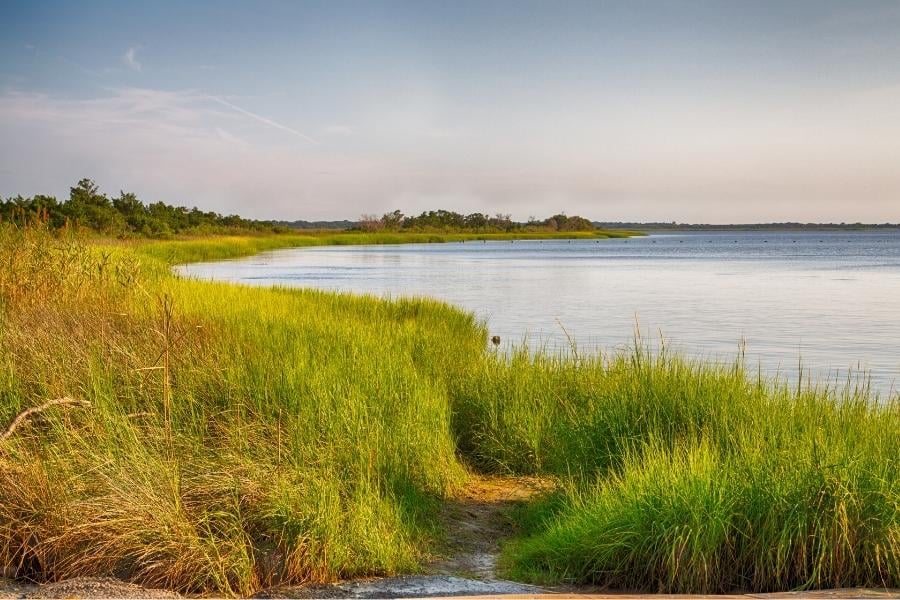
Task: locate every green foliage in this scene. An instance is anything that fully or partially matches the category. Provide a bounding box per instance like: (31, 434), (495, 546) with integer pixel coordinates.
(0, 226), (482, 594)
(455, 347), (899, 592)
(0, 227), (895, 596)
(543, 213), (594, 231)
(357, 209), (598, 233)
(0, 179), (283, 237)
(3, 179), (618, 239)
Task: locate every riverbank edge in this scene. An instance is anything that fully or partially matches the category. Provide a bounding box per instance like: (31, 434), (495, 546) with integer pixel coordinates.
(120, 229), (642, 267)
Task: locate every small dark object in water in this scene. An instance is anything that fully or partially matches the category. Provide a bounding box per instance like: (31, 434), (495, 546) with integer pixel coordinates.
(491, 335), (501, 347)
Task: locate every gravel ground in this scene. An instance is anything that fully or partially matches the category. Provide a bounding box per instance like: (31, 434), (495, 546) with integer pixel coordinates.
(0, 577), (180, 599)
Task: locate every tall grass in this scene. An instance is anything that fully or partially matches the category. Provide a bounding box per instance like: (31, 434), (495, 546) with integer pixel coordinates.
(0, 226), (896, 595)
(453, 347), (898, 592)
(0, 227), (483, 594)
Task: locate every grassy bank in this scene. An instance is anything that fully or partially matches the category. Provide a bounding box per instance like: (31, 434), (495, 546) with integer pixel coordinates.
(129, 229), (637, 266)
(0, 228), (486, 594)
(455, 347), (898, 592)
(0, 227), (896, 595)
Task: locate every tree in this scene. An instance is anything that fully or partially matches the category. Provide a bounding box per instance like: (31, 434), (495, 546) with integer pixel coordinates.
(113, 191), (148, 230)
(464, 212), (488, 230)
(65, 179), (125, 233)
(381, 209), (405, 230)
(545, 213), (594, 231)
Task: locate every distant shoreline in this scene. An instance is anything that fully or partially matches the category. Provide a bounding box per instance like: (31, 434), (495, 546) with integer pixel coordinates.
(594, 222), (900, 232)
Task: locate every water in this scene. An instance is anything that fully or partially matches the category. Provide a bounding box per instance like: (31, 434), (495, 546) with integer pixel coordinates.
(178, 231), (900, 396)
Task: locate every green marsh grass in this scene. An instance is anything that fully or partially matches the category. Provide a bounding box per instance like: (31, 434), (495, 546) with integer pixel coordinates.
(455, 346), (898, 592)
(0, 227), (484, 594)
(131, 229), (636, 267)
(0, 226), (896, 595)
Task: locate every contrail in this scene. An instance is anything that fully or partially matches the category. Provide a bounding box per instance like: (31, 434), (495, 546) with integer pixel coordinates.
(208, 95), (318, 144)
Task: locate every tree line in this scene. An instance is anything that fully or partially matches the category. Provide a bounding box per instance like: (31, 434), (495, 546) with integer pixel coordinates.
(356, 210), (596, 232)
(2, 179), (598, 236)
(1, 179), (281, 237)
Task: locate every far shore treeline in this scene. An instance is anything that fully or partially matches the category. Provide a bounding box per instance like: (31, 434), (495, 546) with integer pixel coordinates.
(1, 179), (279, 237)
(355, 209), (595, 233)
(1, 179), (596, 237)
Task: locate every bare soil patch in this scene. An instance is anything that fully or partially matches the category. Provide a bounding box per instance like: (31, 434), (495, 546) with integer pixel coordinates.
(258, 474), (552, 598)
(428, 474), (552, 580)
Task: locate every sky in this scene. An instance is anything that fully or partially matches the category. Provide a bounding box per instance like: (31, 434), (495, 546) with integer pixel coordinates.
(2, 1), (900, 223)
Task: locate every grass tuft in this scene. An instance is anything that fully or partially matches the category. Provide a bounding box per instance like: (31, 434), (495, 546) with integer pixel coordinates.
(0, 226), (896, 595)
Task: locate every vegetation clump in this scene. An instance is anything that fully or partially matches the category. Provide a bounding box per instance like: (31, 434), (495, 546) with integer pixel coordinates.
(356, 209), (596, 233)
(0, 226), (484, 594)
(0, 225), (896, 596)
(454, 347), (898, 592)
(3, 179), (602, 239)
(1, 179), (284, 237)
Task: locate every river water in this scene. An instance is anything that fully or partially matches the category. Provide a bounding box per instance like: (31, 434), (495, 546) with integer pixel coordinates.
(178, 231), (900, 396)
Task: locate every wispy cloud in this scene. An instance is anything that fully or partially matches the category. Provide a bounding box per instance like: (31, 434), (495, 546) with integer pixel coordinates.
(207, 95), (317, 143)
(323, 124), (353, 136)
(123, 46), (142, 72)
(0, 87), (379, 218)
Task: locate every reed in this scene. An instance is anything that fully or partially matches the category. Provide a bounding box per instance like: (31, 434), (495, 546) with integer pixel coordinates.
(0, 226), (482, 594)
(456, 347), (898, 592)
(0, 226), (895, 595)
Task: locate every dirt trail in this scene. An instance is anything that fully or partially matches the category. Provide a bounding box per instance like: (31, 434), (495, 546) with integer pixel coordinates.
(428, 474), (552, 580)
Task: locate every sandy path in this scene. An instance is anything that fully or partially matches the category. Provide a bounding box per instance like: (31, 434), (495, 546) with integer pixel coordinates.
(428, 475), (552, 580)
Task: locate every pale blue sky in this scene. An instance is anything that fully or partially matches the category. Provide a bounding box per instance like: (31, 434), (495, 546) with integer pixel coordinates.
(2, 1), (900, 221)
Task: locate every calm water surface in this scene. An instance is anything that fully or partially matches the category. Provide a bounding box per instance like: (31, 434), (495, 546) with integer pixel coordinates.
(179, 231), (900, 395)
